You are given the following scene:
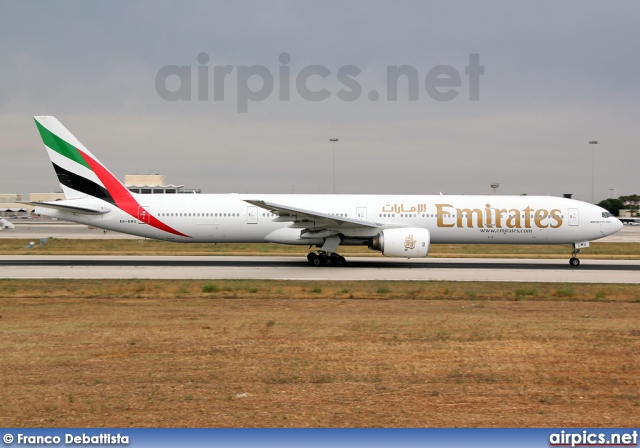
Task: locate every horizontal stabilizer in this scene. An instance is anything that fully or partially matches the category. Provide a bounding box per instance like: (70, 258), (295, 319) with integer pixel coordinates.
(21, 201), (110, 215)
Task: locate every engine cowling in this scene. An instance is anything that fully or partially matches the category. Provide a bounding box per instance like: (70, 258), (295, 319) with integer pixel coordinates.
(370, 228), (430, 258)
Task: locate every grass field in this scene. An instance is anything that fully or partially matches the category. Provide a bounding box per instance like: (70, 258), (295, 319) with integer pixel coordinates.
(1, 279), (639, 427)
(1, 238), (640, 258)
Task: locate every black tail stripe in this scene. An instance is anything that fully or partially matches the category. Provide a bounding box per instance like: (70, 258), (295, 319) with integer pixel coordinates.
(52, 162), (116, 206)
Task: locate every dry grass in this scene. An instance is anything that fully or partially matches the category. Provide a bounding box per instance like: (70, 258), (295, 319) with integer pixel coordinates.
(1, 279), (639, 427)
(1, 238), (639, 258)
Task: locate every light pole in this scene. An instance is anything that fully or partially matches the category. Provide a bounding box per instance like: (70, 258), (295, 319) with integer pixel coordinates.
(589, 140), (598, 203)
(330, 138), (339, 194)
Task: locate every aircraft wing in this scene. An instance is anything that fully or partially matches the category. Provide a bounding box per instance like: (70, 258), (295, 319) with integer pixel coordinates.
(244, 199), (382, 230)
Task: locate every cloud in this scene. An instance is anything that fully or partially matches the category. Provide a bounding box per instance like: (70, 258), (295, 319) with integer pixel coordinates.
(1, 1), (639, 201)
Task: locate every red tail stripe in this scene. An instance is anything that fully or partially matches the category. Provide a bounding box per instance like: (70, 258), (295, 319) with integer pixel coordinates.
(77, 148), (190, 238)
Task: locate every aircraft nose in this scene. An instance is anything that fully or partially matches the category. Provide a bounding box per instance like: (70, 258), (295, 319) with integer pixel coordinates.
(615, 218), (624, 232)
(609, 217), (624, 234)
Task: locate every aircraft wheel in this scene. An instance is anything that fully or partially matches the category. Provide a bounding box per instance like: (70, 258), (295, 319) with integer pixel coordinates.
(569, 257), (580, 267)
(336, 256), (346, 267)
(307, 252), (317, 263)
(323, 256), (334, 266)
(312, 256), (322, 267)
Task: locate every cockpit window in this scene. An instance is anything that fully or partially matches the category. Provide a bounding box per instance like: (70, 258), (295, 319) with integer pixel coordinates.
(602, 212), (614, 218)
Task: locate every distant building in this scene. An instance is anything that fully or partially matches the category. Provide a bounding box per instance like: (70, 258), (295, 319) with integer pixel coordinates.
(30, 193), (66, 202)
(619, 209), (639, 218)
(0, 193), (65, 216)
(0, 193), (27, 217)
(124, 174), (201, 194)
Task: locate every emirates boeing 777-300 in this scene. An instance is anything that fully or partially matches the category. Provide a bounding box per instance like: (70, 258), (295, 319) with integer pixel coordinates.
(25, 116), (622, 267)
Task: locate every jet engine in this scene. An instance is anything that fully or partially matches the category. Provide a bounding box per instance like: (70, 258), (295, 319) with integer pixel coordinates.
(370, 228), (430, 258)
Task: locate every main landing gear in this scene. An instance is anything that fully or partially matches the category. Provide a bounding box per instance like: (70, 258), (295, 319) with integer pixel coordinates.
(307, 252), (346, 267)
(307, 235), (346, 267)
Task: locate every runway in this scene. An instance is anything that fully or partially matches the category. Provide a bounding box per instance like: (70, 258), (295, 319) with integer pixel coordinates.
(2, 255), (639, 283)
(2, 221), (639, 283)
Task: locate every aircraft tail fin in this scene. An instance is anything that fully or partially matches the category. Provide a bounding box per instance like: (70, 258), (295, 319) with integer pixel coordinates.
(33, 116), (132, 206)
(33, 116), (190, 238)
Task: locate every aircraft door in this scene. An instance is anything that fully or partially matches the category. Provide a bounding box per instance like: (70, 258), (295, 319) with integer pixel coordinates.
(356, 207), (367, 221)
(246, 206), (258, 224)
(138, 206), (150, 224)
(568, 208), (579, 226)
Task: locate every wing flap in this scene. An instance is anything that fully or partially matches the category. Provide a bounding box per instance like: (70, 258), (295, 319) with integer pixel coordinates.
(244, 199), (381, 229)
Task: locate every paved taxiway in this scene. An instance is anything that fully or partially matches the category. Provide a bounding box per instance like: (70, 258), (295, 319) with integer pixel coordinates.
(2, 255), (639, 283)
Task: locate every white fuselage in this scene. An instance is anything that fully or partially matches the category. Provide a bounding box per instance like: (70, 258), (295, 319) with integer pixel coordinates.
(37, 194), (623, 246)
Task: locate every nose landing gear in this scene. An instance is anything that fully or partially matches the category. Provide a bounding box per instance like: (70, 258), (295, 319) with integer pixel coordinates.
(569, 241), (590, 267)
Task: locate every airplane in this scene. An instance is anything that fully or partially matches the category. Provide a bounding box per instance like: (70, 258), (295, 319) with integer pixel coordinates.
(0, 217), (15, 230)
(25, 116), (623, 267)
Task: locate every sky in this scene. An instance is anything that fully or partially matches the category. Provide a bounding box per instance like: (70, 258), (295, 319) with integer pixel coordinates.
(1, 1), (638, 202)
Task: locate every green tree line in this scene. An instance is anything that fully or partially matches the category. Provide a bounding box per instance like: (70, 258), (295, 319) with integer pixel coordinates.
(598, 194), (640, 216)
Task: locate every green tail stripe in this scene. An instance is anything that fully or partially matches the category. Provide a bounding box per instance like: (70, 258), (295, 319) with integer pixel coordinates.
(34, 119), (91, 170)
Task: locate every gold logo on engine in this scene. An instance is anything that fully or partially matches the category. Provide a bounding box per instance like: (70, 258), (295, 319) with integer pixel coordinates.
(404, 234), (416, 250)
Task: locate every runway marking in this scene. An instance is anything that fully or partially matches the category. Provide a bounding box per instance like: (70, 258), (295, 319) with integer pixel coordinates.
(1, 256), (639, 283)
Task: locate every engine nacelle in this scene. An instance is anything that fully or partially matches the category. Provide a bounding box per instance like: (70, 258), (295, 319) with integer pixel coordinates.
(370, 228), (430, 258)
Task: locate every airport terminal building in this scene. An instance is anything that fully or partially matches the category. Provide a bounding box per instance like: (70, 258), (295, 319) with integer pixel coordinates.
(123, 174), (200, 195)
